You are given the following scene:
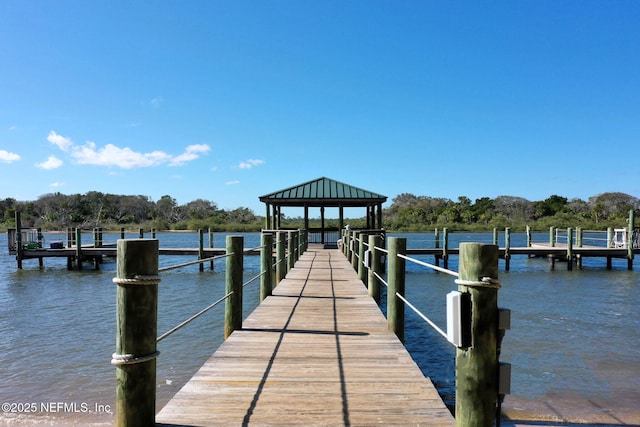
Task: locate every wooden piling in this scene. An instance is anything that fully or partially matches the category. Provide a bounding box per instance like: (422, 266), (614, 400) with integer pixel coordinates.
(358, 232), (368, 286)
(209, 228), (215, 271)
(15, 212), (23, 269)
(434, 228), (440, 266)
(112, 239), (160, 427)
(628, 209), (635, 270)
(504, 227), (511, 271)
(276, 231), (286, 283)
(567, 227), (573, 271)
(351, 231), (360, 270)
(225, 236), (243, 339)
(455, 243), (499, 427)
(260, 233), (273, 302)
(287, 231), (295, 271)
(75, 228), (83, 271)
(368, 234), (383, 306)
(198, 229), (204, 272)
(442, 228), (449, 269)
(387, 237), (406, 343)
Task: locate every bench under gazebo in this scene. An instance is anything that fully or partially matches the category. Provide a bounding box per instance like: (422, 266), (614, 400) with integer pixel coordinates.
(259, 177), (387, 244)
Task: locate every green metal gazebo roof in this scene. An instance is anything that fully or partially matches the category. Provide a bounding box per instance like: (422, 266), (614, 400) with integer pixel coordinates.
(259, 177), (387, 207)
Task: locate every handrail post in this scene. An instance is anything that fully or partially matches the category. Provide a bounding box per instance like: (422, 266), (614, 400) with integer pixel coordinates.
(455, 243), (499, 427)
(260, 233), (273, 302)
(358, 232), (368, 286)
(368, 234), (382, 306)
(345, 230), (352, 260)
(224, 236), (243, 339)
(287, 231), (295, 271)
(276, 231), (286, 283)
(387, 237), (406, 343)
(112, 238), (160, 427)
(351, 232), (360, 270)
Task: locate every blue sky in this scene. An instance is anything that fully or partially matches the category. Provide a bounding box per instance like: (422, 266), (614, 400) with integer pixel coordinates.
(1, 1), (639, 216)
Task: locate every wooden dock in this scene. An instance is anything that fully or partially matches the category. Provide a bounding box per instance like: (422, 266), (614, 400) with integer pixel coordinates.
(155, 245), (454, 426)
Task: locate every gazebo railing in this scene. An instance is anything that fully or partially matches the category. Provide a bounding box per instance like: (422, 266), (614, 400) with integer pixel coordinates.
(307, 227), (340, 244)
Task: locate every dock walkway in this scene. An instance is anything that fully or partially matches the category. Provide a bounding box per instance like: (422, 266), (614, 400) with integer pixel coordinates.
(156, 246), (454, 426)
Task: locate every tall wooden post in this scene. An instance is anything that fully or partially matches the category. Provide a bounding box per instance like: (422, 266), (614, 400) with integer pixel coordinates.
(260, 233), (273, 302)
(287, 231), (295, 271)
(628, 209), (635, 270)
(198, 229), (205, 272)
(358, 232), (368, 286)
(455, 243), (499, 427)
(15, 211), (23, 269)
(434, 228), (440, 267)
(76, 228), (83, 271)
(504, 227), (511, 271)
(387, 237), (406, 343)
(209, 228), (215, 271)
(368, 234), (382, 306)
(442, 228), (449, 269)
(276, 231), (286, 283)
(112, 239), (160, 427)
(567, 227), (573, 271)
(225, 236), (243, 339)
(351, 232), (360, 270)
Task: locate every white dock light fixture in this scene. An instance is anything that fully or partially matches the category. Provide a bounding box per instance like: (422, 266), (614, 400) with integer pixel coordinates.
(446, 290), (471, 348)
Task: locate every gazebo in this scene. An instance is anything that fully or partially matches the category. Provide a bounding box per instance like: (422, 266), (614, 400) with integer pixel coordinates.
(259, 177), (387, 243)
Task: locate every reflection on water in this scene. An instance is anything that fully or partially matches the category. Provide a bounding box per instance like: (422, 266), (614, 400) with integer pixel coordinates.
(1, 232), (638, 425)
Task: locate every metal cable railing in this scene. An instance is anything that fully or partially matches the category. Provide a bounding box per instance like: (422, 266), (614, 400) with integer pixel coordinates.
(370, 244), (458, 347)
(157, 292), (232, 342)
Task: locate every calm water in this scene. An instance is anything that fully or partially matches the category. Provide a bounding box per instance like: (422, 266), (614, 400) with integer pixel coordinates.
(0, 231), (638, 426)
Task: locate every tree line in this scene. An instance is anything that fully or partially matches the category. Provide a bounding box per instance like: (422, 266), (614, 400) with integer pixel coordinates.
(0, 191), (637, 232)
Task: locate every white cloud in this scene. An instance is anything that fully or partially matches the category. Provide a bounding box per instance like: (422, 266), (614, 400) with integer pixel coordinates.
(42, 131), (209, 170)
(49, 182), (65, 188)
(150, 97), (164, 108)
(0, 150), (20, 163)
(238, 159), (265, 169)
(169, 144), (211, 166)
(47, 130), (73, 151)
(71, 141), (172, 169)
(226, 180), (241, 185)
(36, 155), (63, 170)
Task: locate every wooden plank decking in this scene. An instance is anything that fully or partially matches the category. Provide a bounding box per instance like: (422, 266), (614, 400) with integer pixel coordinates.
(156, 246), (455, 426)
